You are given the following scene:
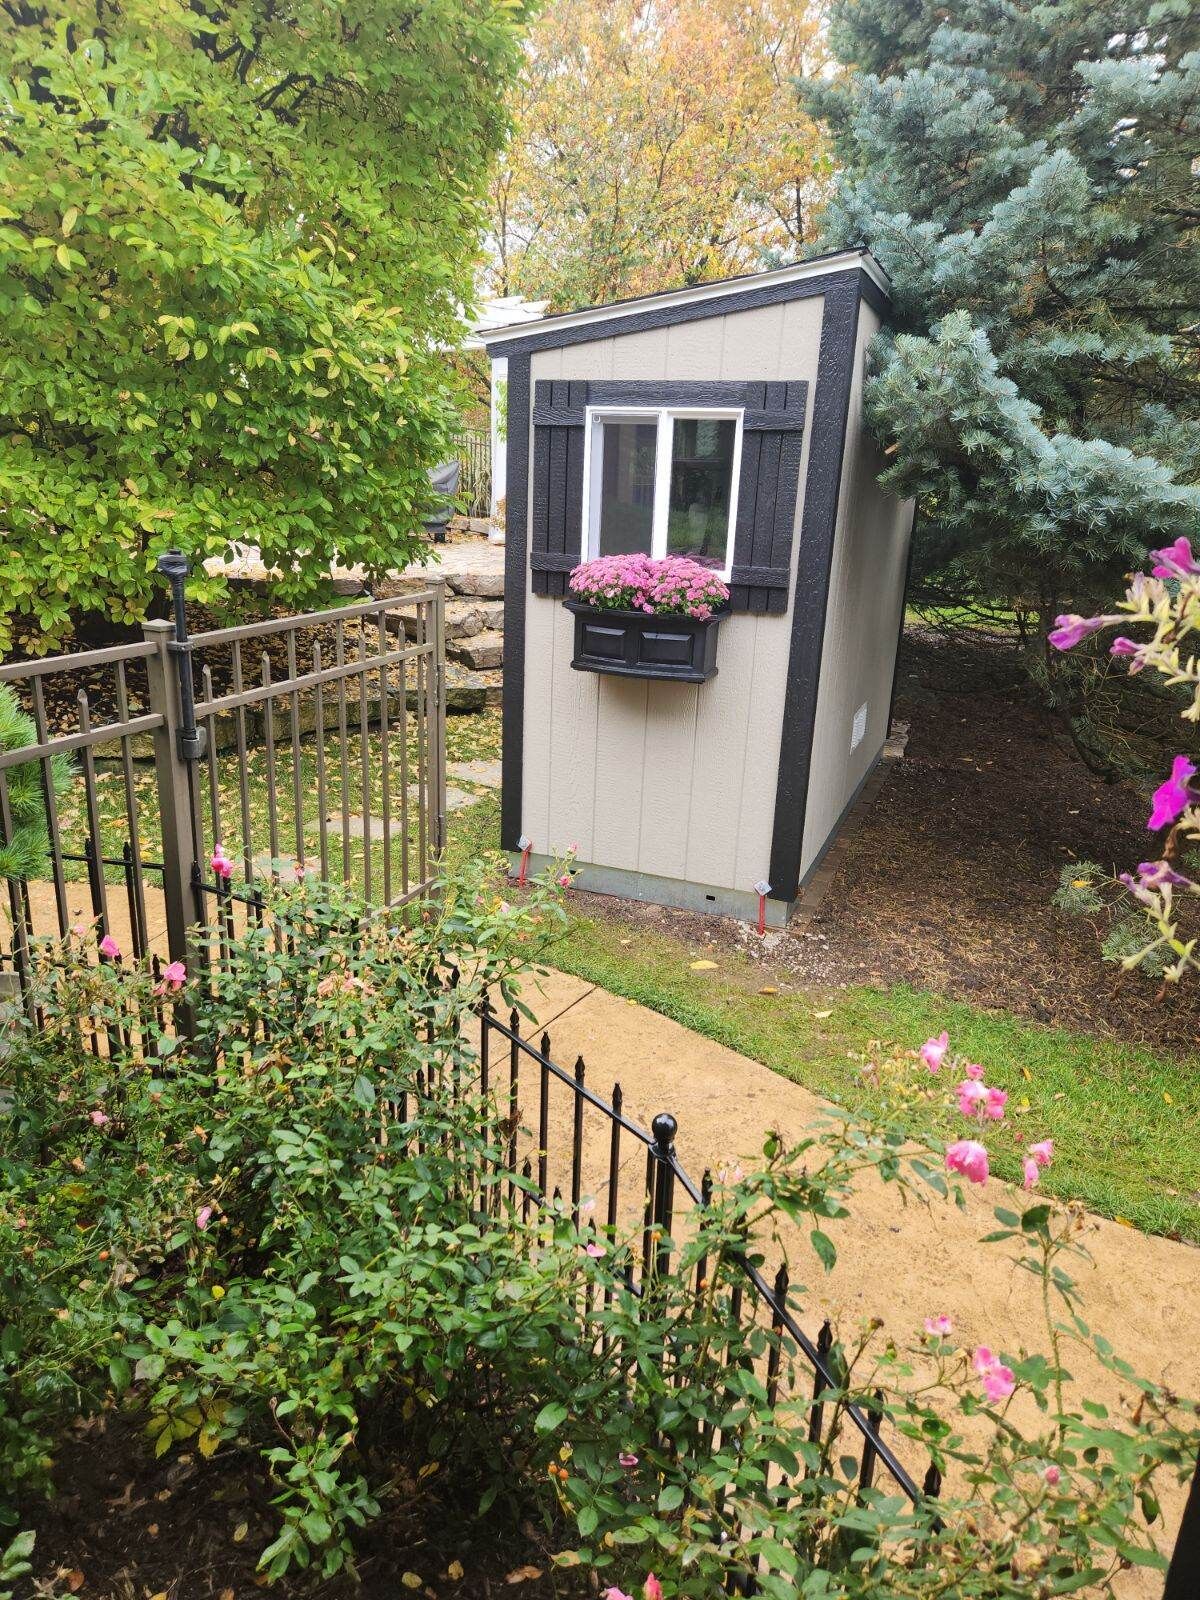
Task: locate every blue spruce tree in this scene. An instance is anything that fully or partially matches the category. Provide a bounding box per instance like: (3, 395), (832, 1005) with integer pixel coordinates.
(804, 2), (1200, 704)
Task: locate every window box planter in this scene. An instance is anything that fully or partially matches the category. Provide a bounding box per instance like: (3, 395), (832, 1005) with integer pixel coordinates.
(564, 599), (725, 684)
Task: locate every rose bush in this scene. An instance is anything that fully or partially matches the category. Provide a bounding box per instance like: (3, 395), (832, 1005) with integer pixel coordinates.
(569, 555), (729, 619)
(1050, 539), (1200, 985)
(538, 1033), (1199, 1598)
(3, 874), (1196, 1593)
(0, 859), (584, 1579)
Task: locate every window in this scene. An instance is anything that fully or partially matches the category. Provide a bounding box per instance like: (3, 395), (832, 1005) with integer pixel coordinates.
(582, 407), (743, 576)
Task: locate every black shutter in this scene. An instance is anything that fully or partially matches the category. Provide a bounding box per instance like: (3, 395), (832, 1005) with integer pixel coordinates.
(529, 379), (589, 597)
(728, 381), (808, 615)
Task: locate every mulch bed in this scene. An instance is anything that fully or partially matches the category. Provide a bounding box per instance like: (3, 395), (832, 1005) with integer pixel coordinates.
(18, 1412), (586, 1600)
(572, 629), (1200, 1051)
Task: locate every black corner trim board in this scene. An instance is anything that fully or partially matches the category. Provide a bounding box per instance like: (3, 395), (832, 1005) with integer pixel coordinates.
(767, 272), (863, 903)
(500, 265), (876, 886)
(501, 352), (531, 852)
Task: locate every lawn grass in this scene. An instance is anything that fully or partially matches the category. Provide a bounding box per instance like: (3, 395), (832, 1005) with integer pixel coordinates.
(64, 710), (502, 893)
(448, 789), (1200, 1245)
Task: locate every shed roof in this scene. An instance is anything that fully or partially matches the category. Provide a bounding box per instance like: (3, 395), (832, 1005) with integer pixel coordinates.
(476, 249), (889, 349)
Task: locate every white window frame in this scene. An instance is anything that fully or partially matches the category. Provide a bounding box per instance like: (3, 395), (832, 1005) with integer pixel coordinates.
(579, 405), (744, 579)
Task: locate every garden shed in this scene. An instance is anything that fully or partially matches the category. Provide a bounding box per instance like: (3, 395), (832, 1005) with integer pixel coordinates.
(479, 249), (914, 927)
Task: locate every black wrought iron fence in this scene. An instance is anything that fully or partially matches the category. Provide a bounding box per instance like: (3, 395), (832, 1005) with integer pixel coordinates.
(473, 1000), (935, 1559)
(0, 553), (447, 1030)
(470, 999), (1200, 1596)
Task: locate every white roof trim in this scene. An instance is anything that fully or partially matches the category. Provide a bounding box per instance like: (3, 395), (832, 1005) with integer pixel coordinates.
(476, 251), (889, 347)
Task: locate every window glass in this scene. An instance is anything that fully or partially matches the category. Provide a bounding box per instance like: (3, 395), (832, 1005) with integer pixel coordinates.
(665, 417), (736, 567)
(596, 417), (658, 557)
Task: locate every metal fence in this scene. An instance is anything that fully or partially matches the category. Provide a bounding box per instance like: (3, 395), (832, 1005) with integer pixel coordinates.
(472, 998), (1200, 1597)
(0, 553), (446, 1020)
(474, 998), (934, 1583)
(453, 428), (491, 519)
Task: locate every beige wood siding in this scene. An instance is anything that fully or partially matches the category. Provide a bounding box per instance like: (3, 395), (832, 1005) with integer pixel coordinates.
(521, 298), (824, 893)
(799, 303), (914, 881)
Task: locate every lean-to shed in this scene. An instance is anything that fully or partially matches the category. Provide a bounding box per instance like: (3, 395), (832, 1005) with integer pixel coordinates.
(478, 250), (914, 927)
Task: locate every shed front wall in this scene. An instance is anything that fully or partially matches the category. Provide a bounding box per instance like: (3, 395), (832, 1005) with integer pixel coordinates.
(799, 302), (914, 882)
(519, 296), (825, 896)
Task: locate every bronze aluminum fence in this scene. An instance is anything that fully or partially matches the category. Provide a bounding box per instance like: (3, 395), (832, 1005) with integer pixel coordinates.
(474, 998), (937, 1588)
(453, 428), (491, 519)
(0, 553), (447, 1020)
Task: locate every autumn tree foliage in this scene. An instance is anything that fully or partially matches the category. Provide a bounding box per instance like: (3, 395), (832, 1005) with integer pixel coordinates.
(0, 0), (529, 655)
(487, 0), (831, 311)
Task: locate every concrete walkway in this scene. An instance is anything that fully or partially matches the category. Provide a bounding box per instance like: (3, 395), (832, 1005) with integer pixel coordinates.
(510, 967), (1199, 1579)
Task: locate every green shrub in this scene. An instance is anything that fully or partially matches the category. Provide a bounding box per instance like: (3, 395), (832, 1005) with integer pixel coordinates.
(0, 862), (582, 1577)
(2, 873), (1197, 1594)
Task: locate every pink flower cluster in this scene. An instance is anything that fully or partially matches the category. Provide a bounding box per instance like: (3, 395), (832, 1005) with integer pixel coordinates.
(569, 554), (729, 621)
(1046, 546), (1200, 835)
(920, 1032), (1053, 1192)
(974, 1345), (1016, 1404)
(602, 1577), (661, 1600)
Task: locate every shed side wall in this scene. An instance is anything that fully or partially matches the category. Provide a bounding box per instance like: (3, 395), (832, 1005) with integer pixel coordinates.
(799, 303), (914, 881)
(520, 296), (825, 893)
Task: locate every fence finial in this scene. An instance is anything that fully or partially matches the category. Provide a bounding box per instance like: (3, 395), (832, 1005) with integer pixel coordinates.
(651, 1111), (677, 1155)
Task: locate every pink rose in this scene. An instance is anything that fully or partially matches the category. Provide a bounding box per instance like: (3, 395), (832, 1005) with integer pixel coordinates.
(196, 1205), (213, 1231)
(157, 959), (187, 993)
(89, 1109), (110, 1127)
(1043, 1464), (1061, 1486)
(983, 1086), (1008, 1121)
(946, 1139), (989, 1184)
(924, 1314), (953, 1337)
(1028, 1138), (1053, 1168)
(956, 1079), (988, 1117)
(919, 1031), (949, 1072)
(974, 1346), (1015, 1404)
(98, 934), (121, 960)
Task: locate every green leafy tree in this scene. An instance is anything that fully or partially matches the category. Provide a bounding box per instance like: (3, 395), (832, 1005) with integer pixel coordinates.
(802, 3), (1200, 706)
(0, 0), (529, 655)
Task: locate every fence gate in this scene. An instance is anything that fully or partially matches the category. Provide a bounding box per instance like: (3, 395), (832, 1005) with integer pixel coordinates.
(0, 553), (446, 1013)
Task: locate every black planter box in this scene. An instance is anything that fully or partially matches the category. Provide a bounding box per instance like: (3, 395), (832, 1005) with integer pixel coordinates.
(564, 600), (724, 683)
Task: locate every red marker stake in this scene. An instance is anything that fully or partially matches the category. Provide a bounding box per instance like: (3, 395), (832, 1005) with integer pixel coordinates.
(516, 835), (533, 887)
(753, 879), (772, 937)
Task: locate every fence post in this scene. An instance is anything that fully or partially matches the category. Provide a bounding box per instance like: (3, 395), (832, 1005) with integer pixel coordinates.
(431, 579), (447, 855)
(1164, 1449), (1200, 1600)
(143, 619), (198, 971)
(651, 1112), (678, 1281)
